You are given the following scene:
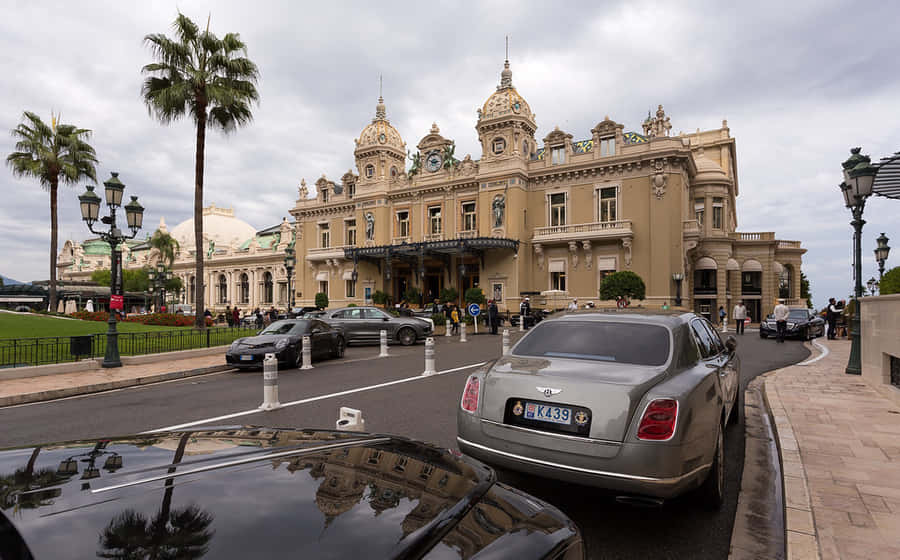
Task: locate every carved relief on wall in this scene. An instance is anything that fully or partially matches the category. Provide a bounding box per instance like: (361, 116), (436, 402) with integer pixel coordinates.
(533, 243), (544, 270)
(652, 160), (668, 200)
(568, 241), (579, 269)
(458, 154), (477, 177)
(622, 237), (633, 267)
(582, 240), (593, 270)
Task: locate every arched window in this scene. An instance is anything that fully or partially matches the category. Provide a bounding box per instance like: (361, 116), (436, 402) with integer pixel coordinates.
(365, 164), (375, 178)
(218, 274), (227, 304)
(263, 271), (273, 304)
(240, 273), (249, 304)
(779, 264), (792, 299)
(189, 276), (195, 303)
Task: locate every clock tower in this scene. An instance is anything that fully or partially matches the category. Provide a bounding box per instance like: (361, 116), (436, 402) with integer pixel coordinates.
(476, 59), (537, 165)
(354, 95), (406, 193)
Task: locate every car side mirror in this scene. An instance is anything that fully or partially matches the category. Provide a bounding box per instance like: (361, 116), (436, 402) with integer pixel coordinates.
(725, 336), (737, 353)
(382, 317), (390, 321)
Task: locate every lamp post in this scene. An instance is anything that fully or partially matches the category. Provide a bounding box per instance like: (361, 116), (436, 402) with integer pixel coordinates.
(283, 246), (296, 311)
(874, 232), (891, 280)
(78, 173), (144, 368)
(867, 277), (878, 296)
(672, 272), (684, 307)
(148, 262), (172, 312)
(839, 148), (878, 375)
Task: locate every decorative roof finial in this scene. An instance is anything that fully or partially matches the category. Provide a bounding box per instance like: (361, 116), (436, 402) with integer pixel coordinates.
(498, 36), (513, 90)
(374, 75), (386, 121)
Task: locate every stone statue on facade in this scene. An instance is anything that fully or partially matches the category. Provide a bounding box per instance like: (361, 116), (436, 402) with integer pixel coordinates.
(298, 178), (308, 199)
(492, 194), (505, 228)
(642, 105), (672, 139)
(365, 212), (375, 241)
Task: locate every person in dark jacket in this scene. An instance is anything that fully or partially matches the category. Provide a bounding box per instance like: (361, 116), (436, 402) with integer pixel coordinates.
(519, 298), (531, 329)
(226, 306), (234, 327)
(488, 300), (499, 335)
(826, 298), (839, 339)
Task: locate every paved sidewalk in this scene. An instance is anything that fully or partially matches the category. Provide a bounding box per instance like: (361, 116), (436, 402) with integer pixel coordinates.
(0, 354), (231, 407)
(765, 339), (900, 559)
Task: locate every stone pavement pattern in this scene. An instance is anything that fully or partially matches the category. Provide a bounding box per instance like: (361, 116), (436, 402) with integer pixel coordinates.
(0, 354), (227, 405)
(767, 340), (900, 560)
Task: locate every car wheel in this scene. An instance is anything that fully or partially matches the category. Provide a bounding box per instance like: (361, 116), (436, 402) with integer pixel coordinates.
(332, 336), (345, 359)
(398, 327), (416, 346)
(697, 428), (725, 510)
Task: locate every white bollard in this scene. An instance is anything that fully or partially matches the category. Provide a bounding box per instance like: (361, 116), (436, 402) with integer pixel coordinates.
(379, 329), (389, 357)
(519, 314), (525, 332)
(722, 315), (728, 333)
(300, 335), (313, 370)
(336, 407), (365, 432)
(259, 353), (280, 410)
(502, 329), (510, 355)
(445, 319), (452, 337)
(423, 337), (436, 376)
(460, 323), (467, 342)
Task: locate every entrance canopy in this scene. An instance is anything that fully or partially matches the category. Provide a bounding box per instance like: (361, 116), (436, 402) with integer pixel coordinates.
(344, 237), (519, 265)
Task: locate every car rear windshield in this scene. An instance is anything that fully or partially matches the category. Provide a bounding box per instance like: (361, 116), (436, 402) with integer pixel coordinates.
(512, 321), (670, 366)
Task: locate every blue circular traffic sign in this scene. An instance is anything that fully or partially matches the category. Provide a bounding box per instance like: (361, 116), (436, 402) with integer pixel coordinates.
(467, 303), (481, 316)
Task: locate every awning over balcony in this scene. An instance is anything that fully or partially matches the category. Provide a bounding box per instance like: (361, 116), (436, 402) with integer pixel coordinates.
(344, 237), (519, 263)
(315, 271), (329, 282)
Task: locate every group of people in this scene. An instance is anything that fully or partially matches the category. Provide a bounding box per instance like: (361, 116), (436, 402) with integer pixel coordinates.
(222, 305), (279, 328)
(825, 298), (848, 340)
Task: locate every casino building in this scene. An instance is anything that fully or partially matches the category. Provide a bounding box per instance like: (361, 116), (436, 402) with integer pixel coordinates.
(290, 59), (806, 323)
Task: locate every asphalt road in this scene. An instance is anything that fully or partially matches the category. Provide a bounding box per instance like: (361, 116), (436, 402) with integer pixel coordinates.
(0, 326), (809, 559)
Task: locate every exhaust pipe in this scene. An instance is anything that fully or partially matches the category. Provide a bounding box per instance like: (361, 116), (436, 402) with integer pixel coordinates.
(615, 495), (664, 508)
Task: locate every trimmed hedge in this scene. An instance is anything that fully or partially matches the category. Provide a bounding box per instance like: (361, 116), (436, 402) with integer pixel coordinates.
(69, 311), (212, 327)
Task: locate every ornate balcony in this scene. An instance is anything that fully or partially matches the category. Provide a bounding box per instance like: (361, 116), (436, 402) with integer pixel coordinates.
(532, 220), (633, 243)
(729, 232), (775, 241)
(306, 245), (353, 262)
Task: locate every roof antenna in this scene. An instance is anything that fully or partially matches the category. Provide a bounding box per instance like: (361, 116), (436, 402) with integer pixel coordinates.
(379, 74), (383, 98)
(505, 35), (509, 61)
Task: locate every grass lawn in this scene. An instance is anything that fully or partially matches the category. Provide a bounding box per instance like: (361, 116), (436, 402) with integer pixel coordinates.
(0, 313), (257, 368)
(0, 312), (184, 339)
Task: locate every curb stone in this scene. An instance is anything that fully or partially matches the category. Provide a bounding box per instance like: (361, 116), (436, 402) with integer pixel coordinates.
(0, 364), (235, 407)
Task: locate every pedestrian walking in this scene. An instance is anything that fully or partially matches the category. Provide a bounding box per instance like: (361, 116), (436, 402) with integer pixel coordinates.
(520, 297), (531, 329)
(773, 299), (790, 343)
(450, 305), (460, 335)
(226, 305), (234, 327)
(826, 298), (840, 339)
(732, 300), (747, 334)
(232, 306), (240, 327)
(567, 299), (578, 312)
(488, 299), (499, 335)
(718, 306), (726, 325)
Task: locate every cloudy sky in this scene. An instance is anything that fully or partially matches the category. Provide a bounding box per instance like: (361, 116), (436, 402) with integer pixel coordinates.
(2, 0), (898, 307)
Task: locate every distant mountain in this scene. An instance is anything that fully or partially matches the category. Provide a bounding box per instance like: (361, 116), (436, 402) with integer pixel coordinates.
(0, 274), (25, 285)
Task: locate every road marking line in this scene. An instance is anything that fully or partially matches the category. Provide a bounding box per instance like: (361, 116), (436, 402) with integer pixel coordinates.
(798, 339), (829, 365)
(141, 361), (487, 433)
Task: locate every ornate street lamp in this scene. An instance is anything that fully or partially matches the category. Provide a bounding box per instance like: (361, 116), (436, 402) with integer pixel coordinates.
(148, 262), (172, 312)
(672, 272), (684, 307)
(78, 172), (143, 368)
(283, 246), (296, 310)
(867, 277), (878, 296)
(839, 148), (878, 375)
(874, 232), (890, 279)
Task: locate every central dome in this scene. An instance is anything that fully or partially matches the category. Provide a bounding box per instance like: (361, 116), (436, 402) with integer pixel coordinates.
(480, 60), (533, 121)
(169, 204), (258, 251)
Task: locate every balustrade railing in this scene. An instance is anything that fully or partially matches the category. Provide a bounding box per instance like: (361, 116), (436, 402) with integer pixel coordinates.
(533, 220), (632, 239)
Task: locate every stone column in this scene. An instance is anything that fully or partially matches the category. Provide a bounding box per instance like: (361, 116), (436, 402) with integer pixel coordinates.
(716, 260), (728, 323)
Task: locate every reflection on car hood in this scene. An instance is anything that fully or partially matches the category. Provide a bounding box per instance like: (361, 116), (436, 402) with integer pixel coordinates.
(231, 334), (291, 347)
(0, 428), (578, 559)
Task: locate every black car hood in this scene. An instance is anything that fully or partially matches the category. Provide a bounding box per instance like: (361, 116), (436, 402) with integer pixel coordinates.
(0, 428), (578, 559)
(232, 334), (294, 347)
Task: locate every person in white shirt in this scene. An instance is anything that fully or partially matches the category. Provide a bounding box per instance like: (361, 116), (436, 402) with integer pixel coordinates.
(732, 301), (747, 335)
(773, 300), (790, 343)
(567, 299), (578, 312)
(826, 297), (840, 339)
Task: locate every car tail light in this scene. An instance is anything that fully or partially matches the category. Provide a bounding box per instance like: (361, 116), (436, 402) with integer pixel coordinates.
(460, 375), (480, 413)
(637, 398), (678, 441)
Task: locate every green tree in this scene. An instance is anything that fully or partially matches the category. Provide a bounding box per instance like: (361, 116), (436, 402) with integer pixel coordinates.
(150, 229), (180, 266)
(92, 268), (151, 293)
(91, 269), (112, 286)
(142, 13), (260, 327)
(372, 290), (388, 306)
(599, 271), (646, 301)
(800, 271), (813, 308)
(880, 266), (900, 295)
(464, 287), (485, 305)
(6, 111), (98, 314)
(315, 292), (329, 309)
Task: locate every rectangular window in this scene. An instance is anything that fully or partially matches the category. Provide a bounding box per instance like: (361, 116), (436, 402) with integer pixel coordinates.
(347, 182), (355, 199)
(319, 224), (330, 248)
(600, 187), (617, 222)
(396, 210), (410, 237)
(712, 198), (723, 229)
(549, 193), (566, 226)
(549, 259), (566, 291)
(318, 280), (328, 296)
(345, 279), (356, 298)
(492, 282), (504, 302)
(462, 202), (477, 231)
(428, 206), (442, 234)
(694, 199), (705, 227)
(599, 138), (615, 157)
(345, 219), (357, 246)
(551, 146), (565, 165)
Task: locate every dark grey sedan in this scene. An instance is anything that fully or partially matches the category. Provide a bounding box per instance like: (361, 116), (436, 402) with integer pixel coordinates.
(226, 319), (345, 369)
(322, 306), (433, 345)
(457, 311), (739, 509)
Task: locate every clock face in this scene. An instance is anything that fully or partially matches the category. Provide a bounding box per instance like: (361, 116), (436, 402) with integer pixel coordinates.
(378, 132), (386, 144)
(426, 152), (442, 172)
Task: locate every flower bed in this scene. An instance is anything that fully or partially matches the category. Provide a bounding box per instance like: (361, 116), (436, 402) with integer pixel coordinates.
(69, 311), (212, 327)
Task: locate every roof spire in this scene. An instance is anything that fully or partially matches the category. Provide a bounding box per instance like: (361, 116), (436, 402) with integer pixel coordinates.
(499, 36), (513, 89)
(374, 75), (386, 121)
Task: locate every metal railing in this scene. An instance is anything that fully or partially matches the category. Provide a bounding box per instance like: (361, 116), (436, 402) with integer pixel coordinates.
(0, 326), (258, 369)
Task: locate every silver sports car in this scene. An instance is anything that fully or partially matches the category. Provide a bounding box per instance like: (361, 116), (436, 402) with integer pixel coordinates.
(457, 311), (739, 508)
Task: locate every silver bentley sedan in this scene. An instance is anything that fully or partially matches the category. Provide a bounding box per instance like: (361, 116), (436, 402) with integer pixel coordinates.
(457, 311), (739, 508)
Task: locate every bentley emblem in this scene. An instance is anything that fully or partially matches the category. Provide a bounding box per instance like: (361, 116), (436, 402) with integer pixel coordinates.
(512, 401), (524, 416)
(537, 387), (562, 398)
(574, 411), (589, 426)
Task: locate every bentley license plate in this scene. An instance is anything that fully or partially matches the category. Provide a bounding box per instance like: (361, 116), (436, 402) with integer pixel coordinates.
(240, 355), (253, 361)
(524, 402), (572, 425)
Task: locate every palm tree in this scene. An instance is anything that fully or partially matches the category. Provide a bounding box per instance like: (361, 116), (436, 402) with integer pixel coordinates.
(6, 112), (98, 313)
(141, 13), (260, 328)
(150, 229), (180, 267)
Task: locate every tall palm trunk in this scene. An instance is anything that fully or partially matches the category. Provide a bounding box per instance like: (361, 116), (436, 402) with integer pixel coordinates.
(194, 111), (207, 328)
(49, 180), (58, 313)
